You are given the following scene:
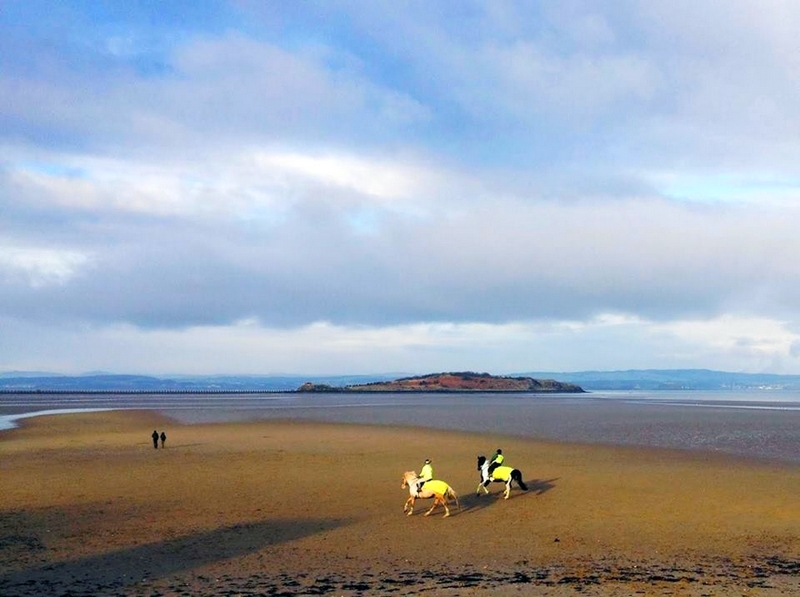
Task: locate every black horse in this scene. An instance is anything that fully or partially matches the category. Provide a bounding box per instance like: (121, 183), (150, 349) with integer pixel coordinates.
(476, 455), (528, 499)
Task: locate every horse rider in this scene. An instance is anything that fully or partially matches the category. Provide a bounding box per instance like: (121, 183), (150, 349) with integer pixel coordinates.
(417, 458), (433, 494)
(487, 448), (504, 477)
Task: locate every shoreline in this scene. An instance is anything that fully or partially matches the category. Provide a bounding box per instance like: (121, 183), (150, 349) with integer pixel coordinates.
(3, 407), (799, 470)
(1, 410), (798, 596)
(3, 387), (800, 469)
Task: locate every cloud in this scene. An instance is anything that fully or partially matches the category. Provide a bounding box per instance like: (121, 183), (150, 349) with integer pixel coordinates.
(3, 312), (800, 376)
(0, 245), (92, 288)
(4, 145), (800, 331)
(0, 31), (431, 156)
(3, 1), (800, 374)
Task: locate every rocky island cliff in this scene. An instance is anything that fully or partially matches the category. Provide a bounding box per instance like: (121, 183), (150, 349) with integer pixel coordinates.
(297, 371), (584, 393)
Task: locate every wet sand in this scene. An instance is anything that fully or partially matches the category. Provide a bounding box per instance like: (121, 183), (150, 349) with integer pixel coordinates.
(0, 410), (798, 596)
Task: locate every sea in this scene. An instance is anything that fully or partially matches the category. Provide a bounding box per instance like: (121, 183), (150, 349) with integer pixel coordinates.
(1, 390), (799, 464)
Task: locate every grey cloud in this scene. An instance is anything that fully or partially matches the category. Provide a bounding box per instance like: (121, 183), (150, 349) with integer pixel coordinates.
(4, 181), (800, 330)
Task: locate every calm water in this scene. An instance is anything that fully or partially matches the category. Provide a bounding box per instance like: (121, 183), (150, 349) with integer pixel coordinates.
(1, 390), (799, 464)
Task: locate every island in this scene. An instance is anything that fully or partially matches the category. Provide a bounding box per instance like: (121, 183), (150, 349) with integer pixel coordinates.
(297, 371), (584, 393)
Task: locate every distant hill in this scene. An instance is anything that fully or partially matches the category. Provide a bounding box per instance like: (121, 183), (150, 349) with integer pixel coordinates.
(0, 371), (66, 379)
(298, 372), (584, 393)
(520, 369), (800, 391)
(0, 373), (396, 393)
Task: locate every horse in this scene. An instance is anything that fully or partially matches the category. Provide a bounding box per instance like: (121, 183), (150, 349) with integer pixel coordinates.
(476, 455), (528, 499)
(401, 471), (459, 517)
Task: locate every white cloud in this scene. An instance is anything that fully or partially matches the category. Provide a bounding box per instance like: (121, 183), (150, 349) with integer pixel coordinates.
(254, 151), (432, 201)
(652, 315), (800, 373)
(3, 312), (800, 376)
(5, 144), (461, 228)
(657, 315), (798, 356)
(0, 245), (92, 288)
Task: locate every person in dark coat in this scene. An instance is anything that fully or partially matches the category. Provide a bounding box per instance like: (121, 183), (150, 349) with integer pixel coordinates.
(487, 448), (504, 476)
(152, 430), (159, 449)
(160, 431), (166, 448)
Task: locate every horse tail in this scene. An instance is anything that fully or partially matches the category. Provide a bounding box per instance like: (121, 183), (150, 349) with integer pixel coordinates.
(447, 486), (460, 511)
(512, 469), (528, 491)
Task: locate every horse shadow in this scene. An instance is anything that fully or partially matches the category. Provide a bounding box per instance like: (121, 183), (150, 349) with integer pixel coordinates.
(456, 477), (559, 513)
(0, 517), (352, 595)
(525, 477), (559, 496)
(497, 476), (558, 501)
(456, 491), (500, 514)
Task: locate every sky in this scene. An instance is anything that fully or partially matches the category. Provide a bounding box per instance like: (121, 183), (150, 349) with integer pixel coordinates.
(3, 1), (800, 376)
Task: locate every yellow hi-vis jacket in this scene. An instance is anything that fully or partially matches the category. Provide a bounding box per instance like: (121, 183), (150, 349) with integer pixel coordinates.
(420, 463), (433, 481)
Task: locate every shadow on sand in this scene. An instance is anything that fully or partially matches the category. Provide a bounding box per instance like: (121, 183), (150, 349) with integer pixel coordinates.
(0, 517), (352, 595)
(526, 477), (558, 496)
(454, 477), (558, 514)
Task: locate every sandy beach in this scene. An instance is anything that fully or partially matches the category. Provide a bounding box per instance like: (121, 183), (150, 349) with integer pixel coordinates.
(1, 410), (798, 596)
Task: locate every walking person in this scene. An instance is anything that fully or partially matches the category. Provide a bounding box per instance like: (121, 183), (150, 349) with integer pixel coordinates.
(151, 430), (159, 449)
(160, 431), (166, 448)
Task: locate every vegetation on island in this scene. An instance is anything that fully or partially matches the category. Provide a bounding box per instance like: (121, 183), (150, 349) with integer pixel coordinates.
(296, 371), (584, 393)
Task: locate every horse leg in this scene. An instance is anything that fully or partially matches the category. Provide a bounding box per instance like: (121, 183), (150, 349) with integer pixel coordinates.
(504, 479), (511, 499)
(405, 496), (415, 515)
(424, 495), (439, 516)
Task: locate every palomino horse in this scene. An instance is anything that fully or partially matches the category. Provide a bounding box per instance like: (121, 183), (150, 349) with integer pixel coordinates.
(401, 471), (459, 517)
(476, 455), (528, 499)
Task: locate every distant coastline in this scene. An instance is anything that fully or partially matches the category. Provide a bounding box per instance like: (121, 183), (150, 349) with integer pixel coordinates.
(3, 368), (800, 392)
(0, 389), (284, 395)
